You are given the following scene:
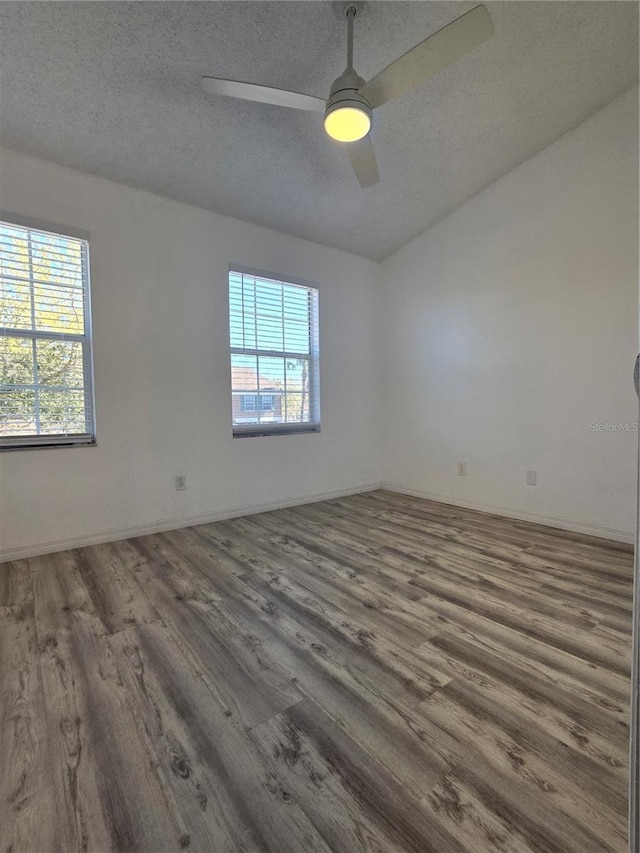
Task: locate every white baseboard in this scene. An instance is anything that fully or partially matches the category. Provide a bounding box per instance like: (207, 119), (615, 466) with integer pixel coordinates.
(0, 482), (382, 563)
(4, 479), (633, 563)
(380, 481), (635, 546)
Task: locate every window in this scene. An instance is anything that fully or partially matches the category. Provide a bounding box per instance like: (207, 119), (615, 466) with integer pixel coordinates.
(241, 394), (257, 413)
(229, 267), (320, 436)
(260, 394), (274, 412)
(0, 216), (95, 449)
(240, 394), (276, 413)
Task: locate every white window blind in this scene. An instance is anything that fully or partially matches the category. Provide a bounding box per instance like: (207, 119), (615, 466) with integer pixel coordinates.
(229, 267), (320, 436)
(0, 218), (95, 449)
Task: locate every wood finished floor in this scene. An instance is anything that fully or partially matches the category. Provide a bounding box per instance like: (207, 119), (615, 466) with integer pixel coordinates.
(0, 490), (634, 853)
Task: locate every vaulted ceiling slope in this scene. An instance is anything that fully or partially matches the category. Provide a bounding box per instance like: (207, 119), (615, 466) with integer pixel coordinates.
(0, 2), (637, 261)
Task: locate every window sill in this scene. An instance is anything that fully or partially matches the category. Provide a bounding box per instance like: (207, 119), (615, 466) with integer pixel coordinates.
(233, 425), (321, 439)
(0, 439), (97, 452)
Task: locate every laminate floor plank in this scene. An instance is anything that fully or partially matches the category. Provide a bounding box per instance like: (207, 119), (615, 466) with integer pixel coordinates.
(217, 589), (462, 799)
(357, 490), (633, 558)
(339, 492), (633, 585)
(249, 704), (414, 853)
(238, 568), (453, 706)
(0, 489), (633, 852)
(411, 591), (631, 706)
(122, 623), (334, 853)
(427, 751), (616, 853)
(105, 624), (330, 853)
(0, 559), (32, 608)
(33, 555), (183, 852)
(226, 513), (442, 648)
(412, 577), (630, 677)
(313, 493), (547, 563)
(72, 542), (163, 634)
(121, 534), (226, 612)
(275, 500), (552, 597)
(424, 776), (539, 852)
(322, 494), (631, 594)
(419, 673), (628, 827)
(226, 510), (427, 607)
(158, 527), (257, 599)
(278, 697), (469, 853)
(104, 627), (236, 853)
(245, 508), (429, 602)
(295, 498), (630, 614)
(415, 628), (630, 762)
(0, 568), (56, 853)
(123, 565), (303, 728)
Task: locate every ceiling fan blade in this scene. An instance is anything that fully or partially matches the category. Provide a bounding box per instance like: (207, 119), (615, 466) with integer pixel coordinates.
(359, 5), (494, 109)
(201, 77), (325, 112)
(347, 136), (379, 188)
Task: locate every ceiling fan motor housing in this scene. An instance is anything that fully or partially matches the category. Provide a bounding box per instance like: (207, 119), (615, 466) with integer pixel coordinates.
(324, 68), (372, 125)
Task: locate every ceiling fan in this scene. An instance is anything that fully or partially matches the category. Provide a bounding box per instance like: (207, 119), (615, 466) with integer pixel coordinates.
(202, 3), (494, 188)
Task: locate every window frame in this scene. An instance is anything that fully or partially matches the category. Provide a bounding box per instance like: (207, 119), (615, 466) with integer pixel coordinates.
(0, 212), (96, 451)
(229, 265), (320, 438)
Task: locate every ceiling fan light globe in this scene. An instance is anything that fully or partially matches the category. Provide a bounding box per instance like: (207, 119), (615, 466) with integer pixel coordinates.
(324, 103), (371, 142)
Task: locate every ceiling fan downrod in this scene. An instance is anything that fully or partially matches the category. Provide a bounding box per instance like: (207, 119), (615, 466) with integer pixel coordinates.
(345, 4), (356, 70)
(324, 3), (372, 142)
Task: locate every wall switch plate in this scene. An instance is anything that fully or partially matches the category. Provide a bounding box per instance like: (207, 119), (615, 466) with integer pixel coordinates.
(526, 470), (537, 486)
(457, 461), (467, 477)
(175, 474), (186, 491)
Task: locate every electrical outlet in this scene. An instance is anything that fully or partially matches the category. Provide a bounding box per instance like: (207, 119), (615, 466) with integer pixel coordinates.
(175, 474), (186, 491)
(526, 470), (537, 486)
(457, 461), (467, 477)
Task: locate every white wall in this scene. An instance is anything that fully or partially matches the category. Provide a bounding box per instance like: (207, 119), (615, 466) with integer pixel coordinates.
(380, 87), (639, 542)
(0, 148), (381, 559)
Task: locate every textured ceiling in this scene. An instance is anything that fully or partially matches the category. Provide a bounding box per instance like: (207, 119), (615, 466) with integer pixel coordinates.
(0, 2), (638, 260)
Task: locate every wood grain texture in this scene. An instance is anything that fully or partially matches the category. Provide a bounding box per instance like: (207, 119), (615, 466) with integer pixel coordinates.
(0, 490), (634, 852)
